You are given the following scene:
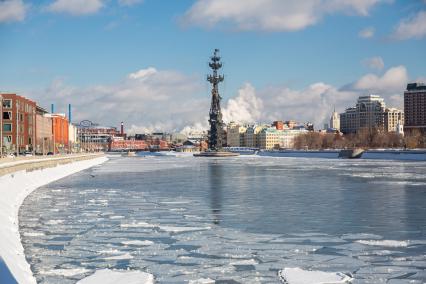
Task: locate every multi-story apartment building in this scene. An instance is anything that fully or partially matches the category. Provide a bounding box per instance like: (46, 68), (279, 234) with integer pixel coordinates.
(51, 114), (69, 153)
(1, 93), (36, 154)
(404, 82), (426, 135)
(384, 108), (404, 133)
(35, 106), (53, 154)
(329, 110), (340, 131)
(226, 122), (247, 147)
(258, 127), (308, 150)
(340, 95), (403, 134)
(243, 125), (267, 148)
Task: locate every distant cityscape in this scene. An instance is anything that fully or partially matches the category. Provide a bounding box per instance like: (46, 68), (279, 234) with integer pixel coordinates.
(0, 82), (425, 156)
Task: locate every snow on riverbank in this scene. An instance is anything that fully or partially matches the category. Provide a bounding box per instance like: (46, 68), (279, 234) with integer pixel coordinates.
(0, 156), (108, 284)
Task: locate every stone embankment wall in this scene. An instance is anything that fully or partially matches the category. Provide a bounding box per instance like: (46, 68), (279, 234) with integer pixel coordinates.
(0, 154), (104, 177)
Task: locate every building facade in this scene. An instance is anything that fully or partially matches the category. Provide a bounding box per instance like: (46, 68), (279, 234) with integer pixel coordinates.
(51, 114), (69, 153)
(35, 106), (53, 154)
(384, 108), (404, 133)
(258, 128), (307, 150)
(329, 110), (340, 131)
(404, 82), (426, 135)
(340, 95), (403, 134)
(226, 122), (247, 147)
(1, 93), (36, 154)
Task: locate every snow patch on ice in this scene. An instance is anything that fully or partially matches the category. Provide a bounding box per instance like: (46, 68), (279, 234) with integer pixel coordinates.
(121, 240), (154, 246)
(23, 232), (45, 237)
(40, 268), (91, 277)
(104, 253), (134, 260)
(189, 278), (215, 284)
(77, 269), (154, 284)
(230, 259), (258, 265)
(356, 240), (409, 247)
(159, 225), (211, 233)
(279, 267), (353, 284)
(120, 221), (157, 228)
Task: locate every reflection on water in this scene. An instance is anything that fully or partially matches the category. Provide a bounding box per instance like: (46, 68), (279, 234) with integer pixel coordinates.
(19, 155), (426, 283)
(209, 162), (223, 225)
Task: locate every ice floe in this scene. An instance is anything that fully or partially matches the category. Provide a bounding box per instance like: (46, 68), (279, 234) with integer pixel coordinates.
(121, 240), (154, 246)
(77, 269), (154, 284)
(279, 267), (353, 284)
(356, 240), (409, 247)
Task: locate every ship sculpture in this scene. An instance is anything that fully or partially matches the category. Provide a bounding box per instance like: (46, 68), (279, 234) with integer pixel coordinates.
(194, 49), (239, 157)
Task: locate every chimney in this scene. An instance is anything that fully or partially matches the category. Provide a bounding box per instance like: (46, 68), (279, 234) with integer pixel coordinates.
(51, 103), (55, 114)
(68, 104), (72, 123)
(121, 122), (124, 135)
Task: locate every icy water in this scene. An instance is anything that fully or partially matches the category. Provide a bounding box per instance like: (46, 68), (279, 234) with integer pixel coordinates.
(19, 155), (426, 283)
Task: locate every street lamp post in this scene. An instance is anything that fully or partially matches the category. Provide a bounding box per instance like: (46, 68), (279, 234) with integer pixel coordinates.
(0, 94), (3, 158)
(16, 101), (19, 157)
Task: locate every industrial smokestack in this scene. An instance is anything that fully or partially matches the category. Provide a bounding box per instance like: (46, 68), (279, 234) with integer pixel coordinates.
(51, 104), (55, 114)
(121, 122), (124, 135)
(68, 104), (72, 123)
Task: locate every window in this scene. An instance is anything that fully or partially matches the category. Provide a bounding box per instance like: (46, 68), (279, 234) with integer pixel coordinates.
(3, 136), (12, 145)
(3, 111), (12, 120)
(3, 123), (12, 132)
(2, 99), (12, 108)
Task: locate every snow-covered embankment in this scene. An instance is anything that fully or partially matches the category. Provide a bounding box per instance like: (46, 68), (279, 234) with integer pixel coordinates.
(0, 155), (108, 284)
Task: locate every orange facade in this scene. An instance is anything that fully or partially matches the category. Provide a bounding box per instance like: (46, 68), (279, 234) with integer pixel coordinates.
(52, 114), (69, 152)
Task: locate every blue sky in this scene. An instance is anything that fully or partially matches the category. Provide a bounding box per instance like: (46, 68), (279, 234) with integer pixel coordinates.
(1, 0), (425, 132)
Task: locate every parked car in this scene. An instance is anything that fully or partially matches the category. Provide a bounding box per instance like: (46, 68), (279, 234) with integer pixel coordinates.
(47, 152), (54, 155)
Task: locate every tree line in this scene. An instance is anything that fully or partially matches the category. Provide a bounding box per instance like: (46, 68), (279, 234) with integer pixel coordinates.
(293, 128), (426, 149)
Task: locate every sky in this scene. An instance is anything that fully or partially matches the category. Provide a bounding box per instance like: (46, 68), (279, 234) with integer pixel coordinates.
(1, 0), (426, 133)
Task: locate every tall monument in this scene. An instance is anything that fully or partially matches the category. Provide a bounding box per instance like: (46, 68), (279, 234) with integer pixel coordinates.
(207, 49), (225, 151)
(194, 49), (239, 157)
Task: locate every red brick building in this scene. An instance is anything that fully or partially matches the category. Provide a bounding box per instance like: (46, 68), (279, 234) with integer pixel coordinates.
(1, 94), (36, 154)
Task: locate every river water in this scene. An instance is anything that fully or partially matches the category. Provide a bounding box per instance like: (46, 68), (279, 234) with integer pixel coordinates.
(19, 154), (426, 283)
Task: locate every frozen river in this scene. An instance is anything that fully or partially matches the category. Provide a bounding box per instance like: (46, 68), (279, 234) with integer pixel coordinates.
(19, 155), (426, 283)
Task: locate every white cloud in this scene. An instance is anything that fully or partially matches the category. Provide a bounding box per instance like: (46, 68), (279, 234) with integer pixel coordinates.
(46, 0), (104, 15)
(0, 0), (27, 23)
(352, 65), (408, 94)
(26, 68), (208, 133)
(392, 10), (426, 40)
(359, 26), (375, 38)
(26, 65), (410, 133)
(222, 83), (263, 124)
(181, 0), (384, 32)
(362, 56), (384, 70)
(118, 0), (143, 6)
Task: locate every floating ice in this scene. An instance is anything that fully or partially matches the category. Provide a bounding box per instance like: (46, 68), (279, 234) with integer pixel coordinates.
(104, 253), (134, 260)
(230, 259), (258, 265)
(23, 232), (45, 237)
(121, 240), (154, 246)
(356, 240), (409, 247)
(159, 225), (211, 233)
(120, 221), (157, 228)
(40, 268), (90, 277)
(189, 278), (215, 284)
(77, 269), (154, 284)
(279, 267), (353, 284)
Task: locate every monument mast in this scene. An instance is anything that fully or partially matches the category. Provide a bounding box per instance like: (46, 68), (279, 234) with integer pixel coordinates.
(207, 49), (225, 151)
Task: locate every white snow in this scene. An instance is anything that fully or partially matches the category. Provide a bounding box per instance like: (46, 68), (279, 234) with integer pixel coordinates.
(279, 267), (353, 284)
(189, 278), (215, 284)
(104, 253), (134, 260)
(0, 156), (108, 284)
(40, 268), (91, 277)
(77, 269), (154, 284)
(159, 225), (211, 233)
(120, 221), (157, 228)
(121, 240), (154, 246)
(356, 240), (409, 247)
